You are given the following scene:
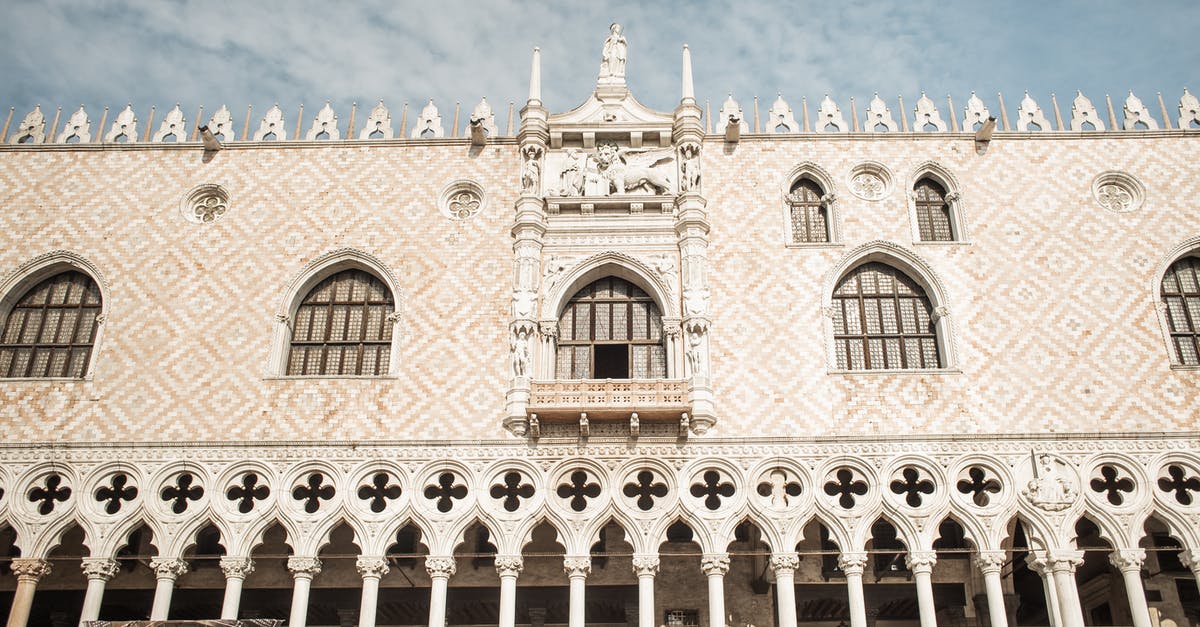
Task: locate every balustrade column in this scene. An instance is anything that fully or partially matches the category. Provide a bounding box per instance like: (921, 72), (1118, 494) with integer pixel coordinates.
(79, 558), (119, 625)
(1047, 550), (1085, 627)
(701, 554), (730, 627)
(357, 556), (389, 627)
(287, 556), (322, 627)
(974, 551), (1009, 627)
(148, 558), (188, 621)
(1026, 554), (1062, 627)
(1109, 549), (1152, 627)
(771, 553), (799, 627)
(426, 556), (456, 627)
(839, 553), (869, 627)
(907, 551), (939, 627)
(564, 556), (592, 627)
(218, 557), (254, 620)
(632, 555), (659, 627)
(496, 556), (524, 627)
(6, 558), (50, 627)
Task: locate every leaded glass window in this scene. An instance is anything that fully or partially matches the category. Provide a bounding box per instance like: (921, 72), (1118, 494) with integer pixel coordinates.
(914, 178), (953, 241)
(787, 179), (829, 243)
(0, 271), (102, 378)
(1163, 256), (1200, 365)
(832, 262), (940, 370)
(556, 277), (665, 379)
(287, 269), (394, 376)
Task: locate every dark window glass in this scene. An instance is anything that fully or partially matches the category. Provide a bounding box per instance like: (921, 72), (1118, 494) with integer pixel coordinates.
(286, 269), (394, 376)
(1163, 256), (1200, 365)
(832, 262), (940, 370)
(914, 178), (953, 241)
(0, 271), (101, 378)
(556, 277), (665, 379)
(787, 178), (829, 243)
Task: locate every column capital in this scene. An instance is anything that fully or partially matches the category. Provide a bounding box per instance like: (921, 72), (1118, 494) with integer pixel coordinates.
(770, 551), (799, 573)
(356, 555), (390, 579)
(563, 555), (592, 578)
(1181, 549), (1200, 575)
(1045, 549), (1085, 574)
(425, 555), (457, 579)
(10, 558), (52, 582)
(496, 555), (525, 577)
(974, 550), (1006, 575)
(1108, 548), (1146, 573)
(838, 551), (869, 575)
(287, 555), (323, 579)
(149, 557), (189, 581)
(701, 553), (730, 576)
(80, 557), (120, 581)
(632, 554), (660, 577)
(906, 550), (937, 574)
(219, 556), (255, 579)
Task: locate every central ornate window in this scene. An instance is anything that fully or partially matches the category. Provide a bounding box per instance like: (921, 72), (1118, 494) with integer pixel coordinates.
(287, 269), (394, 376)
(832, 262), (940, 370)
(556, 277), (665, 379)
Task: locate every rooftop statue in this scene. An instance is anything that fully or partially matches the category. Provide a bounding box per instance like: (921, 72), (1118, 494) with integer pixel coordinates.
(599, 23), (627, 80)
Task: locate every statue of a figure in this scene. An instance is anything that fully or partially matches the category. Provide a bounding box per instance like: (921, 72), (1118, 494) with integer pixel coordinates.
(599, 23), (627, 78)
(559, 149), (584, 196)
(686, 331), (705, 377)
(521, 145), (541, 194)
(511, 331), (530, 378)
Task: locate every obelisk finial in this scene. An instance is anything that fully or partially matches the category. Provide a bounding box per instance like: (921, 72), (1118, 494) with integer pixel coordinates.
(528, 47), (541, 105)
(681, 44), (695, 104)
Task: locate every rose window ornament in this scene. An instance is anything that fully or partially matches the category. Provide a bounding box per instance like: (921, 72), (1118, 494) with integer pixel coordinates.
(1096, 184), (1133, 212)
(1091, 171), (1144, 213)
(448, 190), (481, 220)
(847, 163), (893, 201)
(181, 184), (231, 224)
(438, 180), (487, 221)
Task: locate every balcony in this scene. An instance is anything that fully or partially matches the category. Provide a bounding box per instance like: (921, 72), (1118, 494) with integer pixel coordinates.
(528, 378), (690, 422)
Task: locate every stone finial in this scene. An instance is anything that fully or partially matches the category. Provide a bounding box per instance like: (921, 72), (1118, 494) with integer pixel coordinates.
(105, 104), (139, 143)
(253, 104), (287, 140)
(913, 92), (947, 132)
(469, 97), (498, 137)
(1178, 88), (1200, 128)
(681, 44), (695, 103)
(1017, 91), (1052, 131)
(714, 94), (748, 134)
(816, 95), (847, 132)
(359, 101), (394, 139)
(529, 47), (542, 104)
(152, 104), (187, 142)
(10, 105), (46, 144)
(766, 94), (799, 133)
(410, 99), (444, 138)
(306, 102), (340, 140)
(57, 105), (91, 143)
(207, 105), (235, 141)
(962, 92), (991, 131)
(864, 93), (897, 132)
(1070, 91), (1104, 130)
(1123, 91), (1159, 130)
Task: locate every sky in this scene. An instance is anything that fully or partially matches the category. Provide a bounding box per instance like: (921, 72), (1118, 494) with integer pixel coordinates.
(2, 0), (1198, 136)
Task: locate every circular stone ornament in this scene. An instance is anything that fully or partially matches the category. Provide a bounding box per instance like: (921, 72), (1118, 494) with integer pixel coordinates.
(1092, 171), (1145, 213)
(847, 162), (893, 201)
(181, 184), (230, 224)
(438, 179), (487, 221)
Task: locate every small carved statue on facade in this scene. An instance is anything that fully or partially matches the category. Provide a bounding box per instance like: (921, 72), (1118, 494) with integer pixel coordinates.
(521, 145), (541, 195)
(686, 331), (706, 377)
(511, 331), (530, 378)
(599, 23), (627, 79)
(680, 144), (701, 192)
(559, 149), (584, 196)
(1022, 454), (1075, 510)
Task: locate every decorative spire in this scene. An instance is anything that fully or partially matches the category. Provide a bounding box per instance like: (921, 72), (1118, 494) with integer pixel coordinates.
(681, 44), (695, 104)
(528, 47), (541, 105)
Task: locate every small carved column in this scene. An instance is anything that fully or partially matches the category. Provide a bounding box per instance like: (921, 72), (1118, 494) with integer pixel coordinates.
(538, 320), (559, 381)
(79, 558), (119, 624)
(1046, 550), (1085, 627)
(219, 556), (254, 620)
(839, 552), (869, 627)
(357, 556), (390, 627)
(496, 556), (524, 627)
(975, 551), (1009, 627)
(426, 556), (457, 627)
(770, 553), (800, 627)
(287, 556), (322, 627)
(1110, 549), (1152, 627)
(702, 553), (730, 627)
(6, 558), (50, 627)
(1182, 549), (1200, 595)
(148, 557), (188, 621)
(564, 556), (592, 627)
(1026, 553), (1063, 627)
(632, 555), (659, 627)
(907, 551), (939, 627)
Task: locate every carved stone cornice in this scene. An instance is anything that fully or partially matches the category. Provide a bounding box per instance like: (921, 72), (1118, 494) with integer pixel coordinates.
(770, 552), (799, 573)
(974, 550), (1006, 575)
(1108, 548), (1146, 573)
(495, 555), (525, 578)
(81, 558), (120, 581)
(838, 552), (868, 575)
(10, 558), (51, 582)
(563, 556), (592, 578)
(632, 554), (660, 577)
(356, 556), (390, 579)
(906, 551), (937, 573)
(287, 556), (322, 578)
(150, 557), (189, 581)
(219, 557), (255, 579)
(425, 556), (457, 579)
(701, 553), (730, 576)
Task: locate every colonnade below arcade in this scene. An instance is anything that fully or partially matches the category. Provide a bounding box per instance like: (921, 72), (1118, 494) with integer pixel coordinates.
(3, 518), (1198, 627)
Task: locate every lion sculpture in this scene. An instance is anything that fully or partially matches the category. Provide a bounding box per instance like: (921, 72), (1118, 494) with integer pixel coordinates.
(593, 140), (673, 195)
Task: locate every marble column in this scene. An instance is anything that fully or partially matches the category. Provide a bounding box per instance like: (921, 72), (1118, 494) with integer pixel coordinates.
(6, 558), (50, 627)
(974, 551), (1009, 627)
(357, 556), (390, 627)
(79, 558), (120, 625)
(496, 556), (524, 627)
(1181, 549), (1200, 596)
(287, 556), (323, 627)
(839, 552), (869, 627)
(770, 553), (799, 627)
(426, 556), (457, 627)
(1026, 553), (1063, 627)
(148, 557), (188, 621)
(218, 557), (254, 620)
(1047, 550), (1085, 627)
(632, 555), (659, 627)
(564, 556), (592, 627)
(701, 554), (730, 627)
(906, 551), (939, 627)
(1109, 549), (1152, 627)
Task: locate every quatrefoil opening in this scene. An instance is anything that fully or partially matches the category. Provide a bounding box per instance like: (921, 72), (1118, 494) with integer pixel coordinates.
(823, 468), (868, 509)
(490, 471), (535, 513)
(556, 470), (602, 513)
(889, 467), (935, 508)
(756, 469), (803, 508)
(955, 466), (1001, 507)
(292, 472), (335, 514)
(623, 470), (669, 512)
(227, 473), (270, 514)
(424, 472), (468, 513)
(1090, 465), (1135, 506)
(161, 473), (204, 514)
(358, 472), (402, 514)
(95, 473), (138, 515)
(29, 473), (71, 515)
(689, 470), (735, 511)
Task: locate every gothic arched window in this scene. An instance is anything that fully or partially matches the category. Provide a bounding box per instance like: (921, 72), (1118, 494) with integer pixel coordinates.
(913, 178), (954, 241)
(287, 269), (394, 376)
(1163, 256), (1200, 365)
(0, 271), (102, 378)
(787, 178), (829, 243)
(832, 262), (940, 370)
(556, 277), (665, 379)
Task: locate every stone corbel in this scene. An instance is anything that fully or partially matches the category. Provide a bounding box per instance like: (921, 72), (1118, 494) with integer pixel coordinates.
(931, 306), (949, 323)
(819, 192), (838, 208)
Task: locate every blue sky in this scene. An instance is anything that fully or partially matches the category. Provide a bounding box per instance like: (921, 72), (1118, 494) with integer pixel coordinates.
(2, 0), (1197, 135)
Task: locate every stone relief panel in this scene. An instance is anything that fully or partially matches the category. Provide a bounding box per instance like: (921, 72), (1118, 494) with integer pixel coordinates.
(545, 141), (674, 197)
(847, 162), (893, 201)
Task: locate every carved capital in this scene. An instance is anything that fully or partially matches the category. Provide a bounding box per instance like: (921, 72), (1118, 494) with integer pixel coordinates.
(974, 550), (1006, 575)
(563, 556), (592, 578)
(1108, 548), (1146, 573)
(1046, 549), (1084, 574)
(770, 552), (799, 574)
(944, 192), (961, 203)
(274, 313), (289, 325)
(906, 550), (937, 573)
(357, 555), (390, 579)
(10, 558), (51, 582)
(287, 556), (323, 578)
(81, 558), (120, 581)
(838, 552), (868, 575)
(701, 553), (730, 576)
(425, 556), (457, 579)
(931, 306), (949, 322)
(632, 554), (660, 577)
(1024, 552), (1050, 576)
(219, 557), (255, 579)
(150, 557), (189, 581)
(1181, 549), (1200, 576)
(495, 555), (525, 578)
(820, 193), (838, 208)
(539, 319), (559, 339)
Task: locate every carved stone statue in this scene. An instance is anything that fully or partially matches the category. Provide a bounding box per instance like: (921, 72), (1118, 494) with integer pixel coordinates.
(686, 331), (706, 377)
(1022, 454), (1076, 511)
(521, 145), (541, 194)
(599, 23), (627, 79)
(511, 331), (530, 378)
(679, 143), (701, 192)
(593, 140), (672, 195)
(559, 149), (584, 196)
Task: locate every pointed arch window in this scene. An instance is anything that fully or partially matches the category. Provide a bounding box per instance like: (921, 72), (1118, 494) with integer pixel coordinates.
(287, 269), (395, 376)
(556, 277), (665, 379)
(0, 271), (102, 378)
(787, 179), (829, 243)
(1163, 256), (1200, 365)
(832, 262), (940, 370)
(913, 178), (954, 241)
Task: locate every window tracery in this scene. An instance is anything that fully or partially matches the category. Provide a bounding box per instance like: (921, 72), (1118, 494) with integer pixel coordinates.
(786, 179), (829, 244)
(913, 178), (954, 241)
(831, 262), (940, 370)
(286, 268), (395, 376)
(556, 276), (665, 379)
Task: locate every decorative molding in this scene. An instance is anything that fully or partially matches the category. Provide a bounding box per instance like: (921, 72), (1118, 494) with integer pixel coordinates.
(766, 95), (799, 133)
(815, 95), (847, 133)
(252, 104), (287, 141)
(10, 106), (46, 144)
(57, 106), (91, 143)
(912, 93), (947, 132)
(1123, 91), (1159, 130)
(152, 104), (187, 142)
(359, 101), (394, 139)
(305, 102), (340, 140)
(105, 105), (138, 143)
(411, 100), (445, 138)
(1017, 92), (1052, 131)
